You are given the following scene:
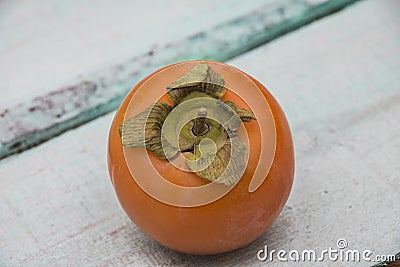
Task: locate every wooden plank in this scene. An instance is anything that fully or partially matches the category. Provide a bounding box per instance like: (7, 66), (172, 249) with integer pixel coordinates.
(1, 0), (399, 265)
(0, 0), (270, 107)
(0, 0), (361, 160)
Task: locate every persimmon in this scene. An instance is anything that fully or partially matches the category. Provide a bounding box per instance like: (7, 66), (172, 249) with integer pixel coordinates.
(107, 60), (294, 255)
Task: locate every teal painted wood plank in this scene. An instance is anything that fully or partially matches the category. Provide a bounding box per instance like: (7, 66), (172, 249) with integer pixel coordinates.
(0, 0), (361, 160)
(0, 0), (270, 108)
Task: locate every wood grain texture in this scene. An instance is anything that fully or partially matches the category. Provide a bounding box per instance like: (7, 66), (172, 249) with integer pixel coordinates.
(0, 0), (361, 160)
(0, 0), (269, 107)
(1, 0), (399, 266)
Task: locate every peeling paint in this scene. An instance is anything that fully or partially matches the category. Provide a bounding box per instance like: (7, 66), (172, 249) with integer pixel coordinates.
(0, 0), (361, 159)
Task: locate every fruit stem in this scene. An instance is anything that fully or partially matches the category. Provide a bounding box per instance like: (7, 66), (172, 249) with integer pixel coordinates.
(192, 107), (209, 136)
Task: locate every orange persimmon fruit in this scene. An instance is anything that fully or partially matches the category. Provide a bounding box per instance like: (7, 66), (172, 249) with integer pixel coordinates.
(107, 60), (294, 255)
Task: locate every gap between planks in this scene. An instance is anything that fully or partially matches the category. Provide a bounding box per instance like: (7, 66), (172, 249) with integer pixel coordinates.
(0, 0), (362, 160)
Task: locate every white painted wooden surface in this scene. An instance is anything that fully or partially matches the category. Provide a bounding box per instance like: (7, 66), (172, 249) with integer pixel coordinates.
(0, 0), (271, 108)
(0, 0), (399, 266)
(1, 0), (358, 159)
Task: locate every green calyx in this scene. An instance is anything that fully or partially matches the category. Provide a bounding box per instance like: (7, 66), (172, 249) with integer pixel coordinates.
(119, 62), (256, 186)
(167, 62), (226, 105)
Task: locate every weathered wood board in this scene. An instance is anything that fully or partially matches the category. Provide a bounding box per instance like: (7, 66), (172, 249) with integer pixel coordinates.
(0, 0), (399, 266)
(0, 0), (270, 107)
(0, 0), (360, 160)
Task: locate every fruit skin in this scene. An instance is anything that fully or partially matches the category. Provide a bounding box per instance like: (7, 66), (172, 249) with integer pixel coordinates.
(107, 61), (294, 255)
